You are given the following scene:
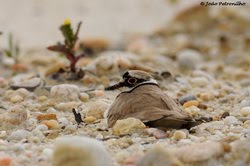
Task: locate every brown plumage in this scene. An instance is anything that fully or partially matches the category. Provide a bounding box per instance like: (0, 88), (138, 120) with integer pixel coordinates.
(106, 70), (208, 129)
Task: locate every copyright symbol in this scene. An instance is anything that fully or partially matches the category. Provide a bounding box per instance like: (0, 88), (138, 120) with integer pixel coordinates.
(200, 2), (205, 6)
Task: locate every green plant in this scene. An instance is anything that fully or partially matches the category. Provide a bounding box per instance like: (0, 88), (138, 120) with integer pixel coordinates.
(4, 33), (20, 64)
(47, 19), (86, 72)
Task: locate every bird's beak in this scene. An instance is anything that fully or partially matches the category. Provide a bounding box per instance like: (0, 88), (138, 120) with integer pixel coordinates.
(105, 81), (125, 90)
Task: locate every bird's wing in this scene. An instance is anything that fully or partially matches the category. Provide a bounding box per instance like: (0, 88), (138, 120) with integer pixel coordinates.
(107, 88), (191, 127)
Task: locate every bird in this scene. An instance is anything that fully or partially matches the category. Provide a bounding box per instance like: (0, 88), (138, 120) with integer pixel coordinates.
(106, 70), (210, 129)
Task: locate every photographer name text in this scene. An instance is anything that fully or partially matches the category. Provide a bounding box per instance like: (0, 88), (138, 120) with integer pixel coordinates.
(200, 1), (246, 6)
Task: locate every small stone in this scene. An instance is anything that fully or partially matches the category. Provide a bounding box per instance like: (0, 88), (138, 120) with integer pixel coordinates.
(37, 96), (48, 102)
(64, 125), (77, 133)
(240, 107), (250, 117)
(199, 93), (211, 101)
(42, 148), (53, 159)
(174, 141), (228, 163)
(37, 113), (57, 121)
(184, 106), (200, 116)
(7, 130), (32, 141)
(58, 117), (69, 127)
(224, 116), (242, 125)
(190, 77), (209, 87)
(146, 128), (168, 139)
(173, 130), (187, 140)
(183, 100), (199, 108)
(94, 90), (104, 97)
(112, 118), (146, 136)
(34, 124), (48, 131)
(177, 49), (202, 70)
(137, 146), (183, 166)
(0, 105), (27, 129)
(10, 95), (24, 103)
(16, 88), (31, 98)
(221, 112), (230, 119)
(179, 95), (197, 105)
(0, 156), (12, 166)
(79, 93), (89, 102)
(240, 100), (250, 108)
(86, 100), (109, 119)
(56, 102), (81, 112)
(42, 120), (60, 129)
(243, 120), (250, 127)
(52, 136), (112, 166)
(50, 84), (80, 102)
(83, 116), (97, 123)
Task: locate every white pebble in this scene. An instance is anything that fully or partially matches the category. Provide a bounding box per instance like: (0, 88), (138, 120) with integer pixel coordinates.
(64, 125), (77, 133)
(58, 117), (69, 126)
(224, 116), (242, 125)
(173, 130), (187, 140)
(10, 95), (24, 103)
(56, 102), (81, 112)
(53, 136), (112, 166)
(50, 84), (80, 102)
(112, 118), (146, 136)
(35, 124), (49, 131)
(8, 130), (32, 141)
(177, 49), (203, 70)
(190, 77), (209, 87)
(42, 148), (53, 159)
(240, 107), (250, 117)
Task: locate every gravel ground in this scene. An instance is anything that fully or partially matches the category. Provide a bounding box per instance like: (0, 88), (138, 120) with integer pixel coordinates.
(0, 2), (250, 166)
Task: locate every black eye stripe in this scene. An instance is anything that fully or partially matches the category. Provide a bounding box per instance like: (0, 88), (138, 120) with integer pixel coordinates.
(123, 72), (129, 79)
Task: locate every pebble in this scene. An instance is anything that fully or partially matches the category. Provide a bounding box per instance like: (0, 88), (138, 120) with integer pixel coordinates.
(34, 124), (48, 131)
(146, 128), (168, 139)
(10, 95), (24, 103)
(42, 148), (53, 159)
(0, 156), (12, 166)
(173, 130), (187, 140)
(184, 106), (200, 116)
(7, 130), (32, 141)
(56, 102), (82, 112)
(10, 77), (43, 91)
(0, 105), (27, 129)
(190, 77), (209, 87)
(50, 84), (80, 102)
(37, 113), (57, 121)
(174, 141), (228, 163)
(177, 49), (202, 70)
(183, 100), (199, 108)
(224, 116), (242, 126)
(64, 125), (77, 133)
(240, 107), (250, 117)
(83, 116), (97, 123)
(137, 146), (183, 166)
(198, 92), (211, 101)
(52, 136), (112, 166)
(79, 92), (89, 102)
(112, 118), (146, 136)
(86, 100), (109, 119)
(58, 117), (69, 127)
(243, 120), (250, 127)
(179, 95), (197, 105)
(240, 100), (250, 108)
(42, 120), (60, 129)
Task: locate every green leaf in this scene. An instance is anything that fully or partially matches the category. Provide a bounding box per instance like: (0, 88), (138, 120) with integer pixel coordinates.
(60, 24), (74, 49)
(4, 50), (12, 57)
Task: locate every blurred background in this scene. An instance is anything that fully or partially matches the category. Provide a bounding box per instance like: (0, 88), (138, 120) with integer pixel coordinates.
(0, 0), (205, 49)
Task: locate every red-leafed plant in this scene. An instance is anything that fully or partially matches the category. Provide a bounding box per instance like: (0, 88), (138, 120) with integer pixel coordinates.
(47, 19), (86, 73)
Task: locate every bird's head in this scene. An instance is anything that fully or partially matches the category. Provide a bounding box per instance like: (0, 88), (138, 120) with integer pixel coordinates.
(105, 70), (158, 91)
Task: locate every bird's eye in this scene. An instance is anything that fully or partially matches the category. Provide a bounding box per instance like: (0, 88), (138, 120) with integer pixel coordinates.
(128, 78), (137, 84)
